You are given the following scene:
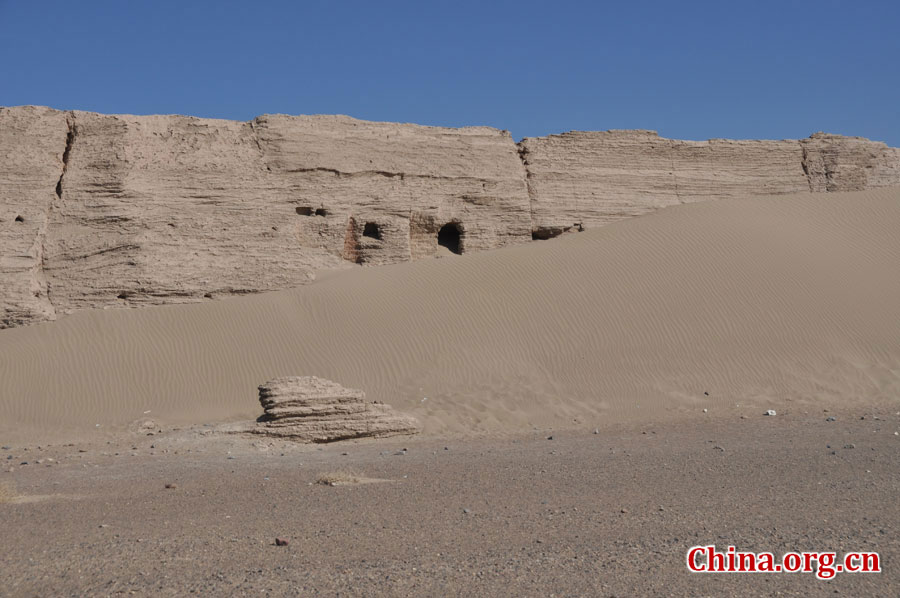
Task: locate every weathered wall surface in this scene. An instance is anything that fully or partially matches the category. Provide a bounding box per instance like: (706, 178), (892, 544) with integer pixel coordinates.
(519, 130), (810, 235)
(3, 108), (530, 326)
(801, 133), (900, 192)
(44, 111), (299, 316)
(0, 106), (69, 327)
(519, 130), (900, 236)
(2, 105), (899, 328)
(253, 114), (532, 263)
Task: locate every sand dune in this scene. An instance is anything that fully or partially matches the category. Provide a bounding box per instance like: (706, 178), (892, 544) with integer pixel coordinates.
(2, 188), (899, 443)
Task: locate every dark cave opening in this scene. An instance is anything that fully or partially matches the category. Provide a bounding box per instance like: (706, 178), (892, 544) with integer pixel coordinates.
(438, 222), (462, 254)
(363, 222), (382, 240)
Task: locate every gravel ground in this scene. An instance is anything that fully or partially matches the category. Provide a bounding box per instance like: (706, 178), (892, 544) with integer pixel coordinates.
(1, 406), (898, 597)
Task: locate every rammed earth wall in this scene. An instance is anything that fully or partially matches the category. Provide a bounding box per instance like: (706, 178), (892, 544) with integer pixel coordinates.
(2, 106), (899, 327)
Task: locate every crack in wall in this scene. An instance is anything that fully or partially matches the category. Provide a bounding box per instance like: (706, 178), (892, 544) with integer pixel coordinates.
(248, 119), (265, 157)
(282, 165), (533, 185)
(515, 141), (537, 234)
(799, 140), (814, 192)
(671, 156), (683, 204)
(32, 112), (75, 321)
(55, 115), (75, 200)
(281, 166), (430, 182)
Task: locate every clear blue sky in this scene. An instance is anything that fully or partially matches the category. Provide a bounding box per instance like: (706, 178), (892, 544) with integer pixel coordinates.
(2, 0), (898, 144)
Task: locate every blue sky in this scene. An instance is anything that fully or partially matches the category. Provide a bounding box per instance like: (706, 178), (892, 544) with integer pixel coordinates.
(1, 0), (898, 144)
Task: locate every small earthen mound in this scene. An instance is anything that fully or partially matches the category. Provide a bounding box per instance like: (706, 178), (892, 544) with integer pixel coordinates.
(253, 376), (419, 442)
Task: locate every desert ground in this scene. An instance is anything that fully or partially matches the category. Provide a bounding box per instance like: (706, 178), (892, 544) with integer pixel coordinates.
(2, 187), (900, 596)
(1, 406), (898, 597)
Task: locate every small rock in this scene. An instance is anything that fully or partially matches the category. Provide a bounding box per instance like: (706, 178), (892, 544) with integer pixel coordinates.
(1, 446), (10, 450)
(843, 444), (855, 449)
(764, 410), (777, 416)
(99, 524), (109, 528)
(546, 436), (553, 441)
(593, 429), (599, 434)
(620, 508), (628, 514)
(702, 409), (708, 413)
(826, 416), (836, 422)
(462, 508), (471, 514)
(165, 483), (177, 489)
(275, 538), (289, 546)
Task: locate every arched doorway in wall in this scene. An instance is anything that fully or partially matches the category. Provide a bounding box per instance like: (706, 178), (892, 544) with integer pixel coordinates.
(437, 222), (463, 255)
